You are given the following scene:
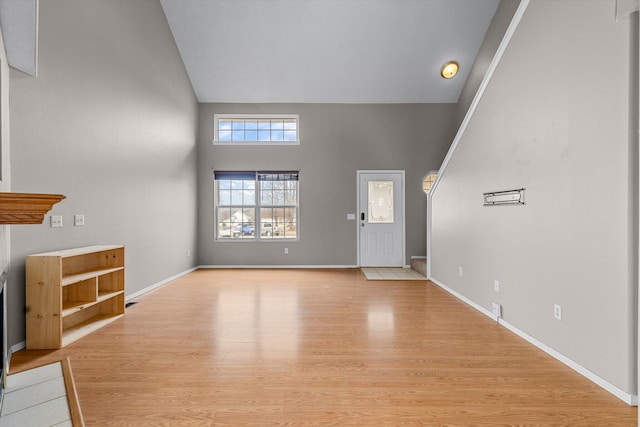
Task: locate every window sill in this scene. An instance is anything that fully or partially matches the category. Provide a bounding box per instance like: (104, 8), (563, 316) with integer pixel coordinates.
(215, 238), (299, 243)
(212, 140), (300, 146)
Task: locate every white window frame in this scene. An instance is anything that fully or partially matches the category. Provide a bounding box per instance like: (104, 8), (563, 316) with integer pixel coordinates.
(214, 171), (300, 242)
(213, 114), (300, 145)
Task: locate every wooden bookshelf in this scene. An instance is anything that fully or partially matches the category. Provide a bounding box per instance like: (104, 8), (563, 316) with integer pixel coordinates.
(26, 245), (125, 349)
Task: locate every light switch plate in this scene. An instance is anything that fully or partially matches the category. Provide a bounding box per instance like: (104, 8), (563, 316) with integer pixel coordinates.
(50, 215), (63, 228)
(347, 213), (356, 220)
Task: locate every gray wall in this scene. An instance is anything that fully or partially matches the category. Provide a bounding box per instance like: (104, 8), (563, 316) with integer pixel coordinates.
(198, 103), (457, 266)
(8, 0), (198, 348)
(431, 0), (636, 394)
(455, 0), (520, 126)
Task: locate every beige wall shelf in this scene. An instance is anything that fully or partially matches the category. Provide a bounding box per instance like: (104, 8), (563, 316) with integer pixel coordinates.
(26, 245), (125, 349)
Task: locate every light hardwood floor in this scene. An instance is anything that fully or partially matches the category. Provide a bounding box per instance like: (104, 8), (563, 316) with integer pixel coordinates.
(10, 269), (637, 426)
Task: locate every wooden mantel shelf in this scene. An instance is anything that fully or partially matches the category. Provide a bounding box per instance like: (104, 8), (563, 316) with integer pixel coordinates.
(0, 192), (66, 224)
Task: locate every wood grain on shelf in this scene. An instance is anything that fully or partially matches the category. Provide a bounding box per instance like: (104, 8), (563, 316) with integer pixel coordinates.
(62, 266), (124, 287)
(62, 291), (124, 317)
(31, 245), (124, 258)
(26, 255), (63, 349)
(26, 246), (125, 349)
(61, 314), (124, 348)
(62, 301), (94, 316)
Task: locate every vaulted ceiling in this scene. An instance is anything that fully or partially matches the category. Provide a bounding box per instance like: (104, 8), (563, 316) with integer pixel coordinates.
(0, 0), (501, 103)
(160, 0), (500, 104)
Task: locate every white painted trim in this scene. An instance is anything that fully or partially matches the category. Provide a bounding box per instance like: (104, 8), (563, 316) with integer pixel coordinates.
(426, 0), (530, 279)
(33, 0), (39, 77)
(7, 341), (25, 374)
(356, 172), (361, 267)
(426, 192), (433, 278)
(615, 0), (639, 21)
(428, 276), (637, 405)
(9, 342), (24, 354)
(214, 238), (301, 243)
(429, 277), (498, 321)
(199, 265), (358, 269)
(212, 141), (300, 147)
(356, 170), (406, 267)
(498, 319), (638, 406)
(429, 1), (529, 197)
(410, 256), (426, 260)
(125, 267), (199, 301)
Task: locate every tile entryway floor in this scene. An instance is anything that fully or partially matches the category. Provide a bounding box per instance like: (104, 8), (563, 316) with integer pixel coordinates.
(0, 361), (72, 427)
(361, 267), (426, 280)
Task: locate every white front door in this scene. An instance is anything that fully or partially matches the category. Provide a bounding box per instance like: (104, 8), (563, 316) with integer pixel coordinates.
(358, 171), (405, 267)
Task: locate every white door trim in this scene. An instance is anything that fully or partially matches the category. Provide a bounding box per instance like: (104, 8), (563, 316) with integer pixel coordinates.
(356, 170), (406, 267)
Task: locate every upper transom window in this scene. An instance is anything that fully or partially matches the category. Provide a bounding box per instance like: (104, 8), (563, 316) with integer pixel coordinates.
(213, 114), (299, 145)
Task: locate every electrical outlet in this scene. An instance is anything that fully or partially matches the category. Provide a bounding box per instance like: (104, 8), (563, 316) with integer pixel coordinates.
(50, 215), (63, 228)
(554, 304), (562, 320)
(284, 248), (289, 254)
(458, 266), (463, 277)
(74, 215), (85, 226)
(494, 280), (500, 292)
(491, 303), (502, 318)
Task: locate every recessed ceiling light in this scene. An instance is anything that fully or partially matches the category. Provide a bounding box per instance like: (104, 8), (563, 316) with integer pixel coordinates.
(441, 61), (459, 79)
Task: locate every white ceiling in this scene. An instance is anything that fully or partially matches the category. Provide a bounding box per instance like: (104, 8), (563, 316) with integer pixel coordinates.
(160, 0), (499, 104)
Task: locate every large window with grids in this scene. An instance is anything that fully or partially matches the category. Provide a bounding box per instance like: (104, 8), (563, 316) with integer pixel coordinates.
(215, 171), (299, 240)
(213, 114), (299, 145)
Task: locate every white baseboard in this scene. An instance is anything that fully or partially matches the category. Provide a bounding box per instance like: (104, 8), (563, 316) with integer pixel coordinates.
(7, 341), (25, 374)
(410, 256), (427, 259)
(198, 265), (359, 269)
(428, 276), (637, 406)
(126, 267), (199, 301)
(429, 277), (498, 321)
(498, 319), (637, 406)
(10, 342), (25, 355)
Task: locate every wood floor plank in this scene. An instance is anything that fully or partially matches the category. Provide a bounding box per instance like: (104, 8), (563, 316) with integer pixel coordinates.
(10, 269), (637, 426)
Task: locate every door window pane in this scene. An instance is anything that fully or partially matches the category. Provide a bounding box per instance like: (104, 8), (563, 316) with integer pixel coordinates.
(368, 181), (394, 223)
